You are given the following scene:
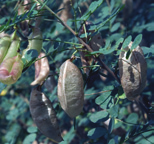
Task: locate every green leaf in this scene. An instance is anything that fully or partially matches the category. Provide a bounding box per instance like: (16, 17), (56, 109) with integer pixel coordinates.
(95, 91), (114, 109)
(126, 48), (131, 59)
(89, 111), (109, 123)
(22, 49), (38, 68)
(108, 105), (119, 118)
(126, 113), (139, 124)
(23, 133), (36, 144)
(108, 118), (115, 133)
(4, 123), (21, 144)
(0, 83), (7, 93)
(80, 0), (104, 21)
(108, 139), (115, 144)
(110, 0), (115, 11)
(130, 34), (142, 51)
(97, 5), (124, 31)
(87, 127), (107, 139)
(100, 96), (114, 109)
(141, 46), (154, 58)
(110, 22), (120, 32)
(122, 35), (132, 49)
(63, 127), (75, 143)
(89, 0), (104, 13)
(95, 91), (112, 105)
(27, 126), (38, 133)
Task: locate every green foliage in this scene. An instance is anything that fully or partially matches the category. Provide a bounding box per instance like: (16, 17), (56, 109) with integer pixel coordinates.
(0, 0), (154, 144)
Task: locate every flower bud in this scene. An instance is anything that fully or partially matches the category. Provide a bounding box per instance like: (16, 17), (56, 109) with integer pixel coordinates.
(119, 41), (147, 100)
(0, 54), (24, 85)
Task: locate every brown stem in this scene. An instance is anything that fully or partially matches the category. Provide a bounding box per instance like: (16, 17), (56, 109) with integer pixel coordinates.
(35, 0), (121, 84)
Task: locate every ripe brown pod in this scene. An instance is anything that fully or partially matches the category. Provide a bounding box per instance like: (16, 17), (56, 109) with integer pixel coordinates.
(30, 86), (63, 142)
(31, 52), (50, 86)
(58, 59), (84, 118)
(119, 41), (147, 101)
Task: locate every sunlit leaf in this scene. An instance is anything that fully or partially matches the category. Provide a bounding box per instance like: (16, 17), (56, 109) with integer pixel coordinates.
(87, 127), (107, 139)
(89, 111), (109, 123)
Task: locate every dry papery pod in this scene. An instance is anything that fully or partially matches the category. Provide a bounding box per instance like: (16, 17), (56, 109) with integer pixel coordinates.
(31, 52), (50, 85)
(119, 41), (147, 101)
(79, 21), (104, 75)
(58, 59), (84, 118)
(30, 86), (63, 142)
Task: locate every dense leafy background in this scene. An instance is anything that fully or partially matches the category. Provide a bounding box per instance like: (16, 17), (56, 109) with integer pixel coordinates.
(0, 0), (153, 144)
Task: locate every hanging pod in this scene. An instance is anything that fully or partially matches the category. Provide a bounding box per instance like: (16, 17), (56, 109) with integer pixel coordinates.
(30, 86), (63, 142)
(0, 54), (24, 85)
(28, 27), (42, 54)
(58, 59), (84, 118)
(0, 35), (11, 64)
(22, 27), (42, 59)
(119, 41), (147, 101)
(31, 52), (50, 86)
(3, 32), (20, 61)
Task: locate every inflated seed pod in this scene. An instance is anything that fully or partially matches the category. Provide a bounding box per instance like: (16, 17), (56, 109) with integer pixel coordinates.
(0, 54), (24, 85)
(22, 27), (42, 59)
(31, 52), (50, 85)
(58, 59), (84, 118)
(30, 86), (63, 142)
(119, 41), (147, 101)
(3, 32), (20, 61)
(28, 27), (42, 54)
(0, 35), (11, 64)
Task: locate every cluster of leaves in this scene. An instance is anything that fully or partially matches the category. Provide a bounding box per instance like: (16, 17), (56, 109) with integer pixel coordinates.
(0, 0), (154, 144)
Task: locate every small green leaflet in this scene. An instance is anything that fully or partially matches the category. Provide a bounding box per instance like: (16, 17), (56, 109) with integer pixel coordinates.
(122, 35), (132, 49)
(0, 82), (7, 93)
(130, 34), (142, 51)
(87, 127), (107, 139)
(89, 111), (109, 123)
(79, 0), (104, 21)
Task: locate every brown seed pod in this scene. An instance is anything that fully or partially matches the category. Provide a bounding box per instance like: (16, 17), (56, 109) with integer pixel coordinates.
(119, 41), (147, 101)
(58, 59), (84, 118)
(30, 86), (63, 142)
(31, 52), (50, 86)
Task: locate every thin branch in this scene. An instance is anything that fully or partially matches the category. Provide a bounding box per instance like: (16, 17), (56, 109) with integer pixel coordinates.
(35, 0), (121, 84)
